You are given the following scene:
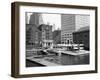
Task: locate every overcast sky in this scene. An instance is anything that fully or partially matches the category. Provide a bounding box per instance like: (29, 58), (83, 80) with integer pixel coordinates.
(26, 13), (61, 30)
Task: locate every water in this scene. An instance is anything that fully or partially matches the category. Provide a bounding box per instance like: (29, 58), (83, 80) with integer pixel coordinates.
(61, 53), (89, 65)
(26, 50), (90, 67)
(45, 53), (89, 65)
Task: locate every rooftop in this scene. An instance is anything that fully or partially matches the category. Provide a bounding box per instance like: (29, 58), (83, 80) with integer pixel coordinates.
(74, 26), (89, 33)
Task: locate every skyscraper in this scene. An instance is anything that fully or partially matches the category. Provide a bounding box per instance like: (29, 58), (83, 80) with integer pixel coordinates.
(29, 13), (44, 26)
(61, 14), (89, 44)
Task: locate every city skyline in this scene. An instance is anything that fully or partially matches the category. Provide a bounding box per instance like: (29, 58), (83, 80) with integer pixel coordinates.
(26, 12), (90, 31)
(26, 12), (61, 30)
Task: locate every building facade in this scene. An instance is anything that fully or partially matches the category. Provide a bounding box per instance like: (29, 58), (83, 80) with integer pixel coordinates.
(73, 27), (89, 50)
(53, 29), (61, 44)
(61, 14), (90, 44)
(26, 24), (41, 49)
(38, 24), (53, 48)
(61, 14), (75, 44)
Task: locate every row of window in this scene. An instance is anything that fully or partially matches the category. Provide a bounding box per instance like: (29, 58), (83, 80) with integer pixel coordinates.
(61, 36), (73, 39)
(62, 33), (72, 36)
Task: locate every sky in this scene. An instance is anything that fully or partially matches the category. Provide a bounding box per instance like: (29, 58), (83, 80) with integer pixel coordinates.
(26, 13), (61, 30)
(26, 13), (90, 31)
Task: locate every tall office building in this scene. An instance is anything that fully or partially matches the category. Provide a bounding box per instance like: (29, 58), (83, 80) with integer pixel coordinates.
(29, 13), (44, 26)
(61, 14), (89, 44)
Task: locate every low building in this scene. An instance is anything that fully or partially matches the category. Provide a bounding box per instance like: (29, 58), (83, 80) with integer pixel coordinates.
(26, 24), (41, 49)
(73, 26), (89, 50)
(38, 24), (53, 48)
(53, 29), (61, 44)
